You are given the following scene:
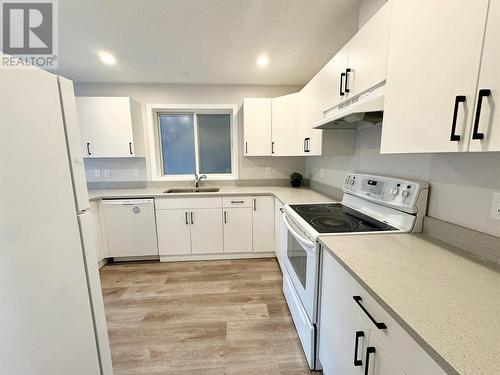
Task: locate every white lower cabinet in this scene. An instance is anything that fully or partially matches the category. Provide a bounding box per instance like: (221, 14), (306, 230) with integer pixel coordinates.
(252, 196), (274, 253)
(156, 209), (192, 256)
(223, 207), (253, 253)
(319, 249), (446, 375)
(190, 208), (224, 254)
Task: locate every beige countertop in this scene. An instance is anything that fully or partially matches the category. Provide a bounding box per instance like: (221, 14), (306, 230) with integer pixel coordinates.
(319, 233), (500, 375)
(88, 186), (333, 205)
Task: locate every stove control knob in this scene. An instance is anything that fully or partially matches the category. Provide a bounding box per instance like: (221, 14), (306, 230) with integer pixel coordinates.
(390, 188), (399, 196)
(401, 190), (410, 198)
(349, 179), (355, 185)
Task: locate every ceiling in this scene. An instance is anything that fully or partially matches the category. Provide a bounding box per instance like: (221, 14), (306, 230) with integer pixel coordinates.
(56, 0), (360, 85)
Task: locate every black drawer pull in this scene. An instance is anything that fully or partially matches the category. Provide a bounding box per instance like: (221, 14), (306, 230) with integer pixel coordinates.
(450, 95), (466, 141)
(472, 89), (491, 140)
(353, 296), (387, 329)
(340, 72), (346, 96)
(231, 200), (244, 204)
(364, 347), (375, 375)
(354, 331), (364, 366)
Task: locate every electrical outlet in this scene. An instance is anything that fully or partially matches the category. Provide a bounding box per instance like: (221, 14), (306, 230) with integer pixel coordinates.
(132, 168), (139, 177)
(265, 167), (272, 176)
(490, 192), (500, 221)
(94, 169), (101, 178)
(103, 169), (111, 178)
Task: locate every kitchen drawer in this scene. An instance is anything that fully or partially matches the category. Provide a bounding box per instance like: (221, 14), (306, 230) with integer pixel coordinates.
(322, 247), (446, 375)
(222, 196), (253, 208)
(155, 197), (222, 210)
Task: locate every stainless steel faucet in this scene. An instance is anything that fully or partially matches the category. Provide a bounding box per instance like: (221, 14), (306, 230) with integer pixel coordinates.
(194, 173), (207, 188)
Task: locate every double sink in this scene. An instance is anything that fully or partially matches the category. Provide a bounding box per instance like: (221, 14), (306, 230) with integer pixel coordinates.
(163, 187), (220, 194)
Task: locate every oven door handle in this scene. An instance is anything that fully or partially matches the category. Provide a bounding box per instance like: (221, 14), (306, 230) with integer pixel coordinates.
(282, 212), (316, 249)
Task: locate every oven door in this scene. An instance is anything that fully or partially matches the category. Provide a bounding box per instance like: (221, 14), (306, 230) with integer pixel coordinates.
(282, 211), (318, 321)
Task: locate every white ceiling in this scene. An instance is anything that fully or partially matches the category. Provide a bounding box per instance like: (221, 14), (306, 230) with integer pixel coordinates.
(56, 0), (360, 85)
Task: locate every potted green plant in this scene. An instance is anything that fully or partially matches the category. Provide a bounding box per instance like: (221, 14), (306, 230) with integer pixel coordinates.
(290, 172), (303, 188)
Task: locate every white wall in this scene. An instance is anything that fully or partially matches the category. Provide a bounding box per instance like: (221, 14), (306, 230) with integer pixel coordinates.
(306, 126), (500, 237)
(75, 83), (306, 182)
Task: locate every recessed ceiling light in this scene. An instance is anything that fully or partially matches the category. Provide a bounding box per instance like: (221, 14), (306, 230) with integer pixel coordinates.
(98, 52), (116, 66)
(256, 54), (269, 67)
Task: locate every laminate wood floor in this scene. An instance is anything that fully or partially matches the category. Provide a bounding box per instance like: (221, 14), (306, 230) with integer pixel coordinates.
(100, 258), (320, 375)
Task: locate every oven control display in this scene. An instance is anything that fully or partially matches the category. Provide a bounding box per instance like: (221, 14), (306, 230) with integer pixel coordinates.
(361, 179), (385, 196)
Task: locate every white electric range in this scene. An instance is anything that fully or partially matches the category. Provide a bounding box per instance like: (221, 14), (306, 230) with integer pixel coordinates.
(281, 173), (429, 369)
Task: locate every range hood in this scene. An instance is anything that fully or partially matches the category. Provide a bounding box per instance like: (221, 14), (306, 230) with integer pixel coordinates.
(313, 84), (385, 129)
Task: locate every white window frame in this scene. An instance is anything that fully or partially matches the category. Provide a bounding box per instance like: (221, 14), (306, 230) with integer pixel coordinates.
(146, 104), (239, 181)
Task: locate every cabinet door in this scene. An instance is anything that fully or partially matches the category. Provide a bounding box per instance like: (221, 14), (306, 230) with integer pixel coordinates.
(252, 196), (274, 253)
(89, 201), (106, 264)
(243, 98), (272, 156)
(365, 333), (404, 375)
(272, 93), (302, 156)
(319, 250), (368, 375)
(190, 208), (224, 254)
(322, 45), (349, 112)
(223, 207), (253, 253)
(299, 72), (325, 155)
(156, 209), (191, 256)
(469, 0), (500, 152)
(381, 0), (489, 153)
(75, 97), (93, 157)
(87, 97), (135, 157)
(347, 0), (391, 98)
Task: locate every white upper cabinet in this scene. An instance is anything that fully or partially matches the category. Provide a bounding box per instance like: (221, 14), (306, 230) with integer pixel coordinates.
(381, 0), (490, 154)
(469, 0), (500, 152)
(272, 93), (302, 156)
(346, 0), (392, 98)
(322, 1), (391, 112)
(299, 71), (326, 155)
(322, 45), (349, 112)
(243, 98), (272, 156)
(252, 196), (274, 253)
(76, 97), (144, 158)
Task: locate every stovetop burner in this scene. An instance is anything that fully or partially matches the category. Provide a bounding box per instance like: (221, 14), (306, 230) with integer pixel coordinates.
(289, 203), (397, 233)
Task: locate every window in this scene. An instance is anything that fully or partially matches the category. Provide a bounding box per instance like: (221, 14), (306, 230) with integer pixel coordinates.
(154, 108), (237, 180)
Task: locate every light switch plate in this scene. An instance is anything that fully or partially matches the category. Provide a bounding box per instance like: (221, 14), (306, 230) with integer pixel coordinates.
(265, 167), (272, 176)
(490, 192), (500, 221)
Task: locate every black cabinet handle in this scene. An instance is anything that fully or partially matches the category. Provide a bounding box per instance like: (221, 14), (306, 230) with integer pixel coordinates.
(354, 331), (364, 367)
(340, 72), (346, 96)
(224, 211), (227, 224)
(345, 68), (351, 93)
(253, 198), (256, 211)
(231, 200), (244, 204)
(472, 89), (491, 140)
(272, 141), (274, 154)
(305, 137), (310, 152)
(129, 142), (133, 155)
(245, 141), (248, 154)
(364, 347), (376, 375)
(190, 212), (194, 224)
(185, 212), (188, 225)
(86, 142), (91, 156)
(450, 95), (466, 141)
(353, 296), (387, 329)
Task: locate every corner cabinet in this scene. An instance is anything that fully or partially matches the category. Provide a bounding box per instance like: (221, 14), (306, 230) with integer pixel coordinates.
(381, 0), (491, 153)
(76, 97), (144, 158)
(271, 93), (302, 156)
(243, 98), (272, 156)
(319, 249), (446, 375)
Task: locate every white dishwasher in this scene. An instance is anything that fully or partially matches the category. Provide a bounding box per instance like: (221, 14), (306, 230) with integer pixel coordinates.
(101, 199), (159, 258)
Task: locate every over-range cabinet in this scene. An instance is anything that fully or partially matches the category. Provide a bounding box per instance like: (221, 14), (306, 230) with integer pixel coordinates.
(381, 0), (500, 153)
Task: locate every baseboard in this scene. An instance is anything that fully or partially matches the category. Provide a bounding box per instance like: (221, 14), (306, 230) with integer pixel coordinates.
(160, 252), (276, 262)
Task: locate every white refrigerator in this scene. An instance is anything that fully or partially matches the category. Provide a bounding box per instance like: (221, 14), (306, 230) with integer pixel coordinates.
(0, 66), (113, 374)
